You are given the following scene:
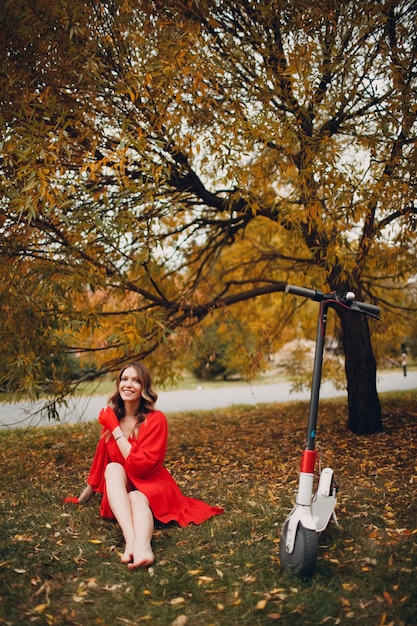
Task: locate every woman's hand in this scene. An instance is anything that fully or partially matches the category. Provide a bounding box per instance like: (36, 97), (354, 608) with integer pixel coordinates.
(64, 485), (93, 505)
(98, 406), (119, 432)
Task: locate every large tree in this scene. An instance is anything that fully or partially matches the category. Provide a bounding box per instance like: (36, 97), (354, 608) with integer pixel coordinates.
(1, 0), (416, 433)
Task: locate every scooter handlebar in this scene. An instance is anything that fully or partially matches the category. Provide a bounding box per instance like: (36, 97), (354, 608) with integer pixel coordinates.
(349, 300), (381, 317)
(285, 284), (381, 318)
(285, 284), (322, 300)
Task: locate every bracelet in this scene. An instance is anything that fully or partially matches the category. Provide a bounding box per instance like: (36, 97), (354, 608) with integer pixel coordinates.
(114, 433), (124, 441)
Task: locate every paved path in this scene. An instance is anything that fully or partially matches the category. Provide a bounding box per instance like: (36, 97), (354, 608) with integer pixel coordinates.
(0, 370), (416, 429)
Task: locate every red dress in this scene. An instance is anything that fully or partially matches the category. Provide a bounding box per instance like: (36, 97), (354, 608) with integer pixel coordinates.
(87, 409), (224, 527)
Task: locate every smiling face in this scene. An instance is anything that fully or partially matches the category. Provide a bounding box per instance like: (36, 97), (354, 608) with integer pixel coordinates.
(110, 361), (157, 419)
(118, 366), (143, 405)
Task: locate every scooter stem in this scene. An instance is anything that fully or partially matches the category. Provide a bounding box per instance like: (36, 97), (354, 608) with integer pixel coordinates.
(305, 301), (330, 451)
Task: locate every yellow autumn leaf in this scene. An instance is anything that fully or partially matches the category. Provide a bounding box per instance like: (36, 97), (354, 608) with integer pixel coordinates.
(342, 582), (356, 591)
(12, 534), (33, 542)
(34, 604), (49, 613)
(198, 576), (213, 584)
(256, 599), (268, 610)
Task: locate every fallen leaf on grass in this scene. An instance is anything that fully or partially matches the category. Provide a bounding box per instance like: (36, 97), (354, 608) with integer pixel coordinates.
(117, 618), (152, 624)
(204, 587), (228, 594)
(383, 591), (394, 605)
(198, 576), (213, 584)
(242, 574), (256, 583)
(256, 599), (268, 610)
(12, 534), (34, 542)
(170, 597), (185, 606)
(359, 600), (373, 609)
(104, 584), (124, 592)
(342, 583), (356, 591)
(72, 595), (84, 603)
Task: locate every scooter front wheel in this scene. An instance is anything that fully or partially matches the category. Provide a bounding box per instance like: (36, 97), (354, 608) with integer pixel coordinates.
(279, 520), (318, 577)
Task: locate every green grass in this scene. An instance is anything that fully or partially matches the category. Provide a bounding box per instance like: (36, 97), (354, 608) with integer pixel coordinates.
(1, 394), (416, 625)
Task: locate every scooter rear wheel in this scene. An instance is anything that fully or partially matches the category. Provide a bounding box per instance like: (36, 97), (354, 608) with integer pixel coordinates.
(279, 520), (318, 577)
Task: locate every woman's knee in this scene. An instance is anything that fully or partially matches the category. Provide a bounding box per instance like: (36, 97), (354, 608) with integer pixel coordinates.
(104, 462), (127, 483)
(128, 490), (150, 507)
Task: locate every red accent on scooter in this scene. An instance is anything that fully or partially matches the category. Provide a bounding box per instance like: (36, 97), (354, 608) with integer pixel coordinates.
(300, 449), (317, 474)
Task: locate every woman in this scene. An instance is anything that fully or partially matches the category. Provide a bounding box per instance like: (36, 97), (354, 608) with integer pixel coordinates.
(65, 362), (223, 569)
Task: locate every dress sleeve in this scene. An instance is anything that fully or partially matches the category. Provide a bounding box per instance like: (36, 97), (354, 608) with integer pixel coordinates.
(87, 433), (110, 494)
(124, 411), (168, 481)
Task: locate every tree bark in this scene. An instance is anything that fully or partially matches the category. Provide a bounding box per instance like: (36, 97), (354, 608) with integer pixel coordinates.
(338, 310), (382, 435)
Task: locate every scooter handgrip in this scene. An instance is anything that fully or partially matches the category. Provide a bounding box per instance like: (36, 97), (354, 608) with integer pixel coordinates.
(351, 300), (381, 317)
(285, 284), (320, 299)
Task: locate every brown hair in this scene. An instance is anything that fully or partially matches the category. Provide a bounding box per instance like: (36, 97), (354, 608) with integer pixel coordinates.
(108, 361), (158, 425)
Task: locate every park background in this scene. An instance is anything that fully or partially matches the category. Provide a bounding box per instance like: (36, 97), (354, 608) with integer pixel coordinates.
(1, 1), (417, 623)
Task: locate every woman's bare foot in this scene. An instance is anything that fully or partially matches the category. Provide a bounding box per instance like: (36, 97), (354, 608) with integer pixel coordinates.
(121, 541), (134, 563)
(127, 543), (154, 570)
(121, 551), (133, 563)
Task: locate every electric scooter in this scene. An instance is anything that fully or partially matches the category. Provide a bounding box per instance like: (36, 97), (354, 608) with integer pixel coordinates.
(279, 284), (381, 577)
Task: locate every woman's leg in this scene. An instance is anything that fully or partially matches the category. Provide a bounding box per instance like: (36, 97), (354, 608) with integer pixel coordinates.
(104, 462), (136, 563)
(127, 490), (155, 569)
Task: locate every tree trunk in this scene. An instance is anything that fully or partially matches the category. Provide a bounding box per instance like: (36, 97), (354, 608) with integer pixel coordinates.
(339, 310), (383, 435)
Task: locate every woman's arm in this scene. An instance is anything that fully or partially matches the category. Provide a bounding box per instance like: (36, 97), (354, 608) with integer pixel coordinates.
(78, 484), (93, 504)
(111, 425), (132, 460)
